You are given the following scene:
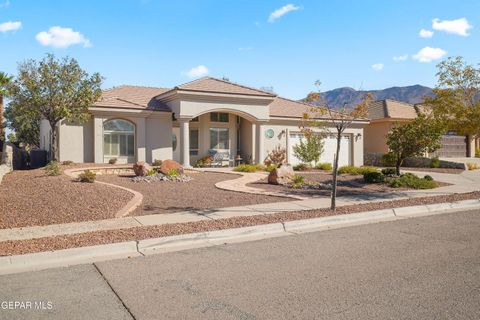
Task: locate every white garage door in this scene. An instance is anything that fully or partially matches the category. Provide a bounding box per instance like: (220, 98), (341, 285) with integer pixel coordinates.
(288, 133), (351, 167)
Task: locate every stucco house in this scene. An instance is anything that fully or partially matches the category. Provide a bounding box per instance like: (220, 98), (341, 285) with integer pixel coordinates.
(39, 77), (368, 167)
(364, 99), (477, 161)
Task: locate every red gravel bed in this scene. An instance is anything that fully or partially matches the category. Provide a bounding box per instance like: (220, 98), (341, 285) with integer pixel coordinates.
(1, 191), (479, 256)
(0, 168), (133, 229)
(96, 171), (291, 215)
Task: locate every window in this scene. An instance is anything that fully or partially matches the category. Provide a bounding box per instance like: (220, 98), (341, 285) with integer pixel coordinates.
(236, 129), (241, 154)
(236, 115), (240, 124)
(190, 129), (199, 156)
(191, 116), (199, 122)
(210, 128), (229, 150)
(210, 112), (229, 123)
(103, 119), (135, 157)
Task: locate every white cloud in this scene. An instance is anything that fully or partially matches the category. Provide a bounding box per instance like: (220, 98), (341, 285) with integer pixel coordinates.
(268, 4), (300, 23)
(432, 18), (472, 36)
(0, 21), (21, 33)
(371, 63), (384, 71)
(35, 26), (91, 48)
(419, 29), (434, 38)
(413, 46), (447, 63)
(186, 65), (209, 78)
(393, 54), (408, 62)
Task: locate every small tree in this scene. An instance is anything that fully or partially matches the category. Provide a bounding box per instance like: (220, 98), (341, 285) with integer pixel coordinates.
(6, 54), (102, 159)
(0, 72), (13, 145)
(386, 114), (445, 175)
(305, 81), (371, 211)
(425, 56), (480, 143)
(292, 129), (324, 166)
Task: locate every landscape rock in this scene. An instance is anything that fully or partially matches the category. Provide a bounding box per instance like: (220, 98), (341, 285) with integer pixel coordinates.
(160, 159), (184, 175)
(133, 161), (153, 177)
(268, 164), (295, 185)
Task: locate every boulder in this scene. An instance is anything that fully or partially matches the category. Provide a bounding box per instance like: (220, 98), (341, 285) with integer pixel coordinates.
(133, 161), (153, 177)
(268, 164), (295, 185)
(160, 159), (184, 175)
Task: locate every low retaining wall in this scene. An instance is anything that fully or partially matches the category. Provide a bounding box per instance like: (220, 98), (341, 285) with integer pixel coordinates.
(364, 153), (467, 170)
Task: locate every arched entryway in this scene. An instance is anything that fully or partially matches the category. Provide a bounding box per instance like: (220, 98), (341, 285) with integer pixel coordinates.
(103, 119), (136, 163)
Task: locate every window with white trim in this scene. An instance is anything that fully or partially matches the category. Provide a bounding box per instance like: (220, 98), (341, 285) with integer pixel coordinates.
(103, 119), (135, 157)
(190, 129), (199, 156)
(210, 128), (229, 150)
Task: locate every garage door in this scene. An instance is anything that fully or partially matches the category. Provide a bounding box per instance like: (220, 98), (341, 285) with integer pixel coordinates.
(288, 133), (351, 166)
(433, 134), (467, 158)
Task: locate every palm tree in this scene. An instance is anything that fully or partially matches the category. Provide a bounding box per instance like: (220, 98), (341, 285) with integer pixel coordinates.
(0, 72), (13, 145)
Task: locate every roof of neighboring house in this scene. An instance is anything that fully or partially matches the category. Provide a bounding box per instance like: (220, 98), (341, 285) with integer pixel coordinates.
(93, 85), (171, 111)
(170, 77), (276, 97)
(367, 99), (418, 120)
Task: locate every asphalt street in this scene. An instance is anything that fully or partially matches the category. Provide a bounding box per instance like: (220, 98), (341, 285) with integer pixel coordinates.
(1, 209), (479, 319)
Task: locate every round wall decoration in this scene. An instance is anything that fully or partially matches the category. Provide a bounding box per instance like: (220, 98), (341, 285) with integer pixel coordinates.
(265, 128), (275, 139)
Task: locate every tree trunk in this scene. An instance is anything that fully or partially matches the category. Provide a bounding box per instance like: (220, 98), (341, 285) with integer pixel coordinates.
(331, 130), (342, 211)
(49, 121), (58, 161)
(395, 157), (402, 176)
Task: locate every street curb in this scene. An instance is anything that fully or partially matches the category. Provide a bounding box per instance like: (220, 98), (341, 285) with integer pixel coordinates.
(0, 198), (479, 276)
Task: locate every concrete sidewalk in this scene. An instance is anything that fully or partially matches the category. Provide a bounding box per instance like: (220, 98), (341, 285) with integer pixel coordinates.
(1, 169), (479, 242)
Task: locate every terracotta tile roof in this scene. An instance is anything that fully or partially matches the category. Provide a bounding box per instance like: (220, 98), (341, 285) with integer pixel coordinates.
(173, 77), (276, 97)
(367, 99), (418, 120)
(269, 97), (353, 120)
(93, 85), (171, 111)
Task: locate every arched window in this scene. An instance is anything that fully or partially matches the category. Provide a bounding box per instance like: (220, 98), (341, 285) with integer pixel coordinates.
(103, 119), (135, 161)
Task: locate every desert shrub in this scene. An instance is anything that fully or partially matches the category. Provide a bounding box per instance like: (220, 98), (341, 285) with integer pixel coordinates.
(264, 145), (286, 166)
(466, 162), (480, 170)
(292, 174), (305, 184)
(78, 170), (96, 183)
(381, 152), (396, 167)
(45, 161), (61, 176)
(108, 158), (118, 165)
(424, 175), (434, 181)
(338, 165), (378, 175)
(146, 169), (157, 176)
(195, 156), (213, 168)
(388, 172), (437, 189)
(429, 156), (440, 168)
(62, 160), (73, 165)
(381, 167), (397, 177)
(363, 171), (385, 183)
(292, 133), (324, 165)
(152, 159), (163, 167)
(475, 148), (480, 158)
(293, 163), (309, 171)
(264, 164), (277, 172)
(315, 162), (332, 171)
(166, 168), (179, 177)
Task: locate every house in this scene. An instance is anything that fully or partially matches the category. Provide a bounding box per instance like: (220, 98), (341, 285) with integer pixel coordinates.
(364, 99), (476, 163)
(39, 77), (368, 167)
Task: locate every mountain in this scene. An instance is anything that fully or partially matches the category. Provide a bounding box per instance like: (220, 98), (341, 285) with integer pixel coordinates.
(305, 85), (434, 108)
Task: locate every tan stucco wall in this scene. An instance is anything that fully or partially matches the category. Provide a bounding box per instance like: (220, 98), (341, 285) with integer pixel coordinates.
(146, 117), (173, 163)
(363, 121), (392, 154)
(58, 119), (94, 163)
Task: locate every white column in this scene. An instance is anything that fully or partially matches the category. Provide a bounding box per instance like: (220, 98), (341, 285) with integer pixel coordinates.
(257, 123), (265, 164)
(285, 128), (290, 164)
(93, 116), (104, 163)
(180, 119), (191, 167)
(136, 117), (146, 162)
(251, 122), (256, 164)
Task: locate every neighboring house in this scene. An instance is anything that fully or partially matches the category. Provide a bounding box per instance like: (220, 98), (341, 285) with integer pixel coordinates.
(39, 77), (368, 167)
(364, 99), (476, 161)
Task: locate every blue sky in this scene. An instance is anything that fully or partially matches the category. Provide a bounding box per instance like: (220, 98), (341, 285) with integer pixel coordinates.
(1, 0), (479, 99)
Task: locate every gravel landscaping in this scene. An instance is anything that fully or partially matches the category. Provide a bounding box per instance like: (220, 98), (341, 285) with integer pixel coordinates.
(1, 191), (479, 256)
(96, 171), (292, 215)
(401, 167), (464, 174)
(0, 168), (133, 229)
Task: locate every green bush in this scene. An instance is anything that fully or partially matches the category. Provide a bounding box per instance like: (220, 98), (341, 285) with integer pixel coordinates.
(381, 152), (396, 167)
(292, 174), (305, 184)
(108, 158), (117, 165)
(45, 161), (61, 176)
(78, 170), (96, 183)
(315, 162), (332, 171)
(429, 156), (440, 168)
(388, 172), (437, 189)
(424, 175), (434, 181)
(363, 171), (385, 183)
(166, 168), (179, 177)
(152, 159), (163, 167)
(381, 167), (397, 177)
(475, 148), (480, 158)
(293, 163), (309, 171)
(146, 169), (157, 176)
(338, 165), (378, 175)
(264, 164), (277, 172)
(234, 164), (261, 172)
